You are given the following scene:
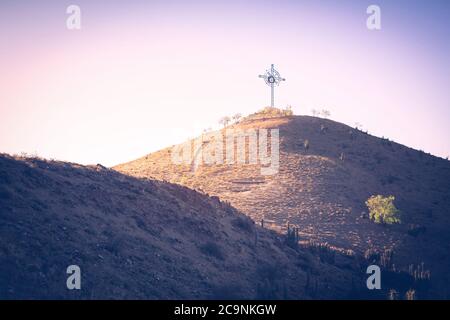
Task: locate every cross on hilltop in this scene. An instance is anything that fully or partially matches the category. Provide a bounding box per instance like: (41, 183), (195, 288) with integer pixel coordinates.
(258, 64), (285, 107)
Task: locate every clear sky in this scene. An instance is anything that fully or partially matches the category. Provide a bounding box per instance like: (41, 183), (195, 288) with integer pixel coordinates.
(1, 0), (449, 166)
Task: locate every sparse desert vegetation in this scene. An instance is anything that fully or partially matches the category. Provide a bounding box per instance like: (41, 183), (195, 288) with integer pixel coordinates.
(246, 106), (293, 120)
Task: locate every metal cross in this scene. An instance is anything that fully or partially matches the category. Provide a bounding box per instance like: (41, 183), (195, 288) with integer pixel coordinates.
(258, 64), (285, 107)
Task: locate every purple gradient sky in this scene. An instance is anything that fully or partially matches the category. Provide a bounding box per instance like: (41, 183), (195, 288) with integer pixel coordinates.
(1, 0), (449, 166)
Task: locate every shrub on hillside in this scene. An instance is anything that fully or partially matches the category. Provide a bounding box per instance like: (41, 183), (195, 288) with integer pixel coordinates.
(365, 195), (401, 225)
(199, 241), (225, 260)
(232, 113), (242, 124)
(252, 106), (293, 118)
(405, 289), (416, 300)
(231, 216), (254, 233)
(388, 289), (400, 300)
(304, 240), (335, 264)
(303, 139), (309, 152)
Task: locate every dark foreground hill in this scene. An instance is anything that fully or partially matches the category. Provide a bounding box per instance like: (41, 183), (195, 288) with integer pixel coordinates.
(115, 112), (450, 298)
(0, 154), (366, 299)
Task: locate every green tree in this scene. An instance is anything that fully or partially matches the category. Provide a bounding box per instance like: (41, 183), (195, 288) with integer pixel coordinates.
(366, 195), (401, 224)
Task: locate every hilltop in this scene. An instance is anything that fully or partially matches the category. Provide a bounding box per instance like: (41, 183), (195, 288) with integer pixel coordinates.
(115, 110), (450, 298)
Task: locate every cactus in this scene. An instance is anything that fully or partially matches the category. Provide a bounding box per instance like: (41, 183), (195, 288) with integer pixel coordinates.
(364, 247), (395, 271)
(380, 248), (394, 270)
(303, 139), (309, 152)
(408, 262), (431, 281)
(285, 223), (299, 249)
(405, 289), (416, 300)
(388, 289), (399, 300)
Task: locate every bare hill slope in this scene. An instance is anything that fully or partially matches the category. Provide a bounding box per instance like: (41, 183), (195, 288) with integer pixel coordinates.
(0, 154), (362, 299)
(115, 113), (450, 297)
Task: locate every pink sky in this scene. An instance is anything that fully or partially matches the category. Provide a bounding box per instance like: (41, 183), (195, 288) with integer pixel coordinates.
(1, 0), (449, 166)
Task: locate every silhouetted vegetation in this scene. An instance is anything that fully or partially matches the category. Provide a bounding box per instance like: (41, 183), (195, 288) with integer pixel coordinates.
(405, 289), (416, 300)
(311, 109), (330, 118)
(321, 109), (331, 118)
(388, 289), (400, 300)
(303, 240), (336, 265)
(253, 106), (293, 118)
(363, 246), (432, 300)
(285, 223), (299, 249)
(232, 216), (254, 233)
(199, 241), (225, 260)
(232, 113), (242, 124)
(303, 139), (309, 152)
(218, 116), (231, 128)
(407, 224), (426, 237)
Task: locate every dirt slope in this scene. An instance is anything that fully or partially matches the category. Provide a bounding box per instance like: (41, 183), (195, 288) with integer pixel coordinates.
(0, 154), (363, 299)
(115, 113), (450, 298)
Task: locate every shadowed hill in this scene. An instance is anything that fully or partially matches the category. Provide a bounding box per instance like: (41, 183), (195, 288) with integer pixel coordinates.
(115, 113), (450, 298)
(0, 154), (364, 299)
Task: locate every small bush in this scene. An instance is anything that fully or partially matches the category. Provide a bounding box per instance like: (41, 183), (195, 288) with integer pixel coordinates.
(304, 240), (335, 264)
(405, 289), (416, 300)
(248, 107), (293, 120)
(285, 224), (299, 249)
(407, 224), (426, 237)
(199, 242), (225, 260)
(303, 139), (309, 151)
(231, 216), (254, 233)
(388, 289), (399, 300)
(364, 247), (380, 264)
(366, 195), (401, 224)
(380, 248), (394, 269)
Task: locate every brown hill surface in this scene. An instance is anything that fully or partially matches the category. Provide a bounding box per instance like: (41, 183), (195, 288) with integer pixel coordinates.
(115, 113), (450, 298)
(0, 154), (364, 299)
